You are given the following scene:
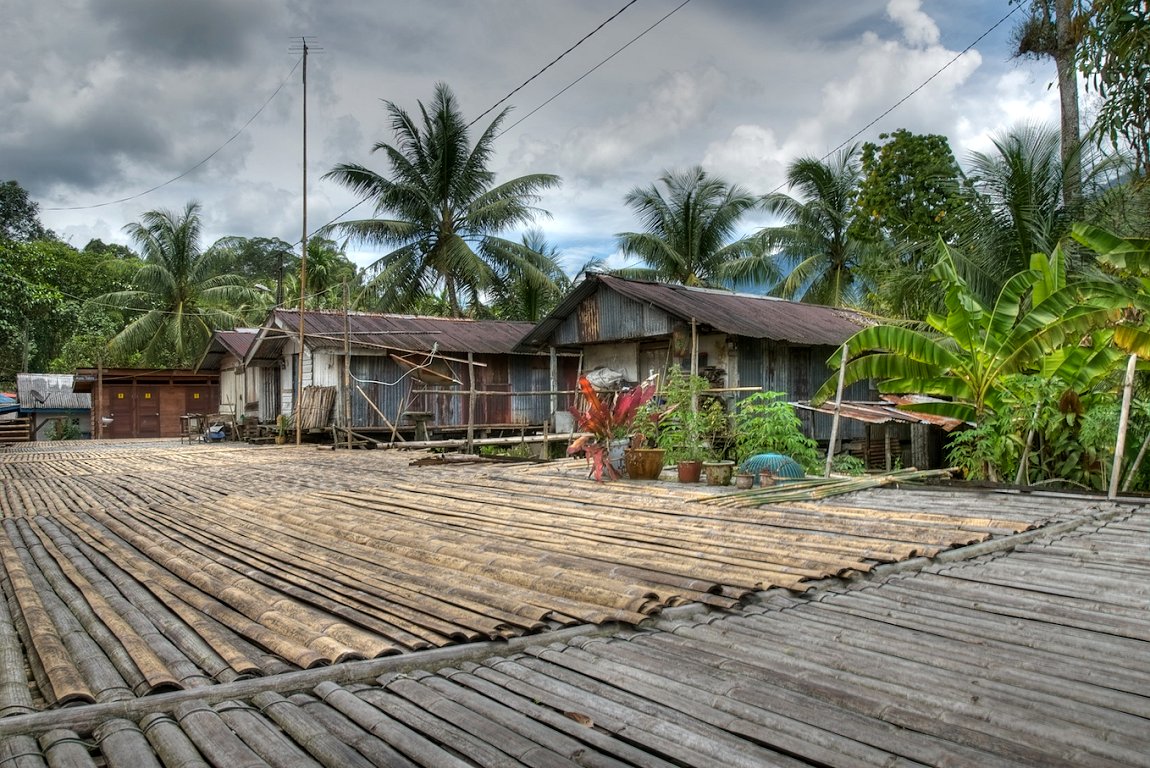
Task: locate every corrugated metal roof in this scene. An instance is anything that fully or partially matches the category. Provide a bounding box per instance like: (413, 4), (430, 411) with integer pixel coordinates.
(196, 328), (260, 371)
(794, 395), (968, 431)
(519, 274), (872, 349)
(15, 373), (90, 411)
(0, 444), (1142, 766)
(280, 309), (535, 354)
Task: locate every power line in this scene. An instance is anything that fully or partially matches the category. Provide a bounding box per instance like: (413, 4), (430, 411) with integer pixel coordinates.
(318, 0), (694, 238)
(43, 56), (304, 212)
(466, 0), (641, 129)
(498, 0), (693, 138)
(800, 3), (1026, 182)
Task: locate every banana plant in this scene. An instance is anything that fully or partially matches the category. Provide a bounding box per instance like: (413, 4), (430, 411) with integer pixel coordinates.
(815, 240), (1126, 423)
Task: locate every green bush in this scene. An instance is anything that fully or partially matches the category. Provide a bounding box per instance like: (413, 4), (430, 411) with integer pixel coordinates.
(733, 391), (819, 473)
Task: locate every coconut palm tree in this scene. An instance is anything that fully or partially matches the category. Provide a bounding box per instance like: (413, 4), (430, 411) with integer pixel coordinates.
(487, 229), (571, 322)
(323, 82), (562, 317)
(98, 202), (256, 368)
(749, 147), (874, 307)
(616, 166), (762, 287)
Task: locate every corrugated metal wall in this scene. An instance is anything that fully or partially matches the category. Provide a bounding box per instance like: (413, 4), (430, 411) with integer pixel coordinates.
(349, 356), (409, 428)
(556, 288), (676, 346)
(734, 337), (868, 441)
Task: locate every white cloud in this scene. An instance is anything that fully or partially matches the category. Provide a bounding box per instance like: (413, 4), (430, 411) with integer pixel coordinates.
(887, 0), (941, 47)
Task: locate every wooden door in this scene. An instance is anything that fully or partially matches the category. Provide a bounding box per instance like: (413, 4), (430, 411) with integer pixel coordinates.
(137, 387), (161, 438)
(106, 387), (134, 439)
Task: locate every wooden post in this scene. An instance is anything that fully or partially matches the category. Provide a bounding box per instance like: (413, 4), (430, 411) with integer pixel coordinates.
(295, 38), (309, 448)
(342, 281), (352, 451)
(96, 353), (104, 440)
(466, 352), (476, 454)
(824, 343), (849, 477)
(549, 346), (558, 427)
(1109, 353), (1138, 499)
(690, 318), (699, 414)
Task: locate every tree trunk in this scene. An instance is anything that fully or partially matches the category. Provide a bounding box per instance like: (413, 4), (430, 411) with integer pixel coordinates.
(1054, 0), (1082, 209)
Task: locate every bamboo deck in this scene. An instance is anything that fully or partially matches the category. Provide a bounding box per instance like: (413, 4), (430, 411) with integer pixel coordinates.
(0, 439), (1145, 765)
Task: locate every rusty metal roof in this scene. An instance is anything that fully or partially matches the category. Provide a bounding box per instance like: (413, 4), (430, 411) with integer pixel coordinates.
(247, 310), (538, 363)
(519, 274), (872, 349)
(196, 328), (260, 371)
(794, 395), (968, 432)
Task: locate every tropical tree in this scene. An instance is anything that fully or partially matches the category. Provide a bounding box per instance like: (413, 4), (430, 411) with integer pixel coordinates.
(815, 241), (1124, 424)
(1078, 0), (1150, 177)
(323, 82), (561, 317)
(748, 147), (873, 307)
(1011, 0), (1085, 207)
(487, 229), (571, 321)
(98, 202), (258, 368)
(850, 130), (971, 317)
(616, 166), (761, 287)
(0, 180), (50, 242)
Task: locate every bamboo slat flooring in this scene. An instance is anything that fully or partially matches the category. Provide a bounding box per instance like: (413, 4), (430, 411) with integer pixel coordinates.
(0, 440), (1121, 721)
(0, 503), (1144, 766)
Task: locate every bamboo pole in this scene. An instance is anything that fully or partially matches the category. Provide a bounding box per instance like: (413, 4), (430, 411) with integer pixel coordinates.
(354, 384), (402, 440)
(1109, 353), (1138, 500)
(1121, 429), (1150, 492)
(824, 343), (849, 477)
(466, 353), (476, 455)
(1015, 400), (1042, 486)
(343, 282), (352, 451)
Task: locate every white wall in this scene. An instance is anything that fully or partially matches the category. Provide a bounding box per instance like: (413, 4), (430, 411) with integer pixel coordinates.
(582, 342), (639, 381)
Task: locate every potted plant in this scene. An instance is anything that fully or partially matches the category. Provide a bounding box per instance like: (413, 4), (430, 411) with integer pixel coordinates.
(275, 414), (292, 445)
(567, 374), (657, 481)
(733, 391), (819, 479)
(623, 399), (669, 480)
(653, 368), (728, 482)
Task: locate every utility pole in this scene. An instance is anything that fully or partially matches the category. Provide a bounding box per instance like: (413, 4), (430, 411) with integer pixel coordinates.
(290, 37), (316, 446)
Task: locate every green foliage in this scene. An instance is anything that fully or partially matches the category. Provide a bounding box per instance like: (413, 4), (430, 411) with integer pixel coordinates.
(1078, 0), (1150, 175)
(0, 180), (50, 242)
(733, 391), (819, 473)
(752, 146), (875, 307)
(487, 229), (571, 321)
(850, 130), (971, 318)
(647, 367), (729, 463)
(819, 242), (1126, 423)
(323, 82), (561, 317)
(830, 452), (867, 476)
(616, 166), (761, 288)
(98, 202), (260, 368)
(47, 418), (81, 441)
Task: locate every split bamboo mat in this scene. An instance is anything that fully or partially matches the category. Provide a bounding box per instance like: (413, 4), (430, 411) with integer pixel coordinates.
(0, 483), (1143, 766)
(0, 440), (1118, 717)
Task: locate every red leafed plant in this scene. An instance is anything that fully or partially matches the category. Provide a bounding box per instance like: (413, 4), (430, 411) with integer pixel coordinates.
(567, 374), (658, 481)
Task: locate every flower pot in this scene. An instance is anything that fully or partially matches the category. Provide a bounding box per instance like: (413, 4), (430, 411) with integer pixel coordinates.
(677, 459), (703, 483)
(702, 460), (735, 486)
(734, 472), (755, 490)
(624, 447), (666, 480)
(758, 469), (776, 487)
(607, 438), (630, 475)
(275, 435), (288, 445)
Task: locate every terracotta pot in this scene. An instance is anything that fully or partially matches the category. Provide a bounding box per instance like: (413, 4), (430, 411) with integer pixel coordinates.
(734, 472), (755, 490)
(759, 469), (776, 487)
(624, 448), (666, 480)
(677, 459), (703, 483)
(702, 460), (735, 486)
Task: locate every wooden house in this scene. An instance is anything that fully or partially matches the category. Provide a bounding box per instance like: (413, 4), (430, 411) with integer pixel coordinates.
(517, 274), (875, 440)
(231, 309), (579, 439)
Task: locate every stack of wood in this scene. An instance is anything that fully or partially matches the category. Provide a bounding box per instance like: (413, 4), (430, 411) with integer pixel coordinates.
(297, 386), (336, 431)
(0, 418), (32, 445)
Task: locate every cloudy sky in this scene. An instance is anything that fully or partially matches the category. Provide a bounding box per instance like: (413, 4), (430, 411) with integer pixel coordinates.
(2, 0), (1062, 274)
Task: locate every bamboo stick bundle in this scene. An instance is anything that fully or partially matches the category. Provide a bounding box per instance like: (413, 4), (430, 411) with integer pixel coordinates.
(39, 729), (96, 768)
(214, 700), (323, 767)
(173, 702), (267, 768)
(26, 521), (181, 696)
(0, 524), (94, 707)
(0, 734), (44, 768)
(58, 509), (265, 679)
(698, 468), (954, 507)
(0, 573), (35, 717)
